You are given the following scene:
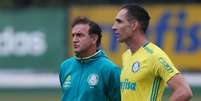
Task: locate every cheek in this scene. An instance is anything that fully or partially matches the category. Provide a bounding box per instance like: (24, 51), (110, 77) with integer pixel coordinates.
(120, 25), (130, 32)
(80, 38), (92, 46)
(124, 26), (132, 33)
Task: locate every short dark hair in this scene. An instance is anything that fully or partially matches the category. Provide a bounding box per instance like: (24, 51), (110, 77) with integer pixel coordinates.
(121, 4), (150, 33)
(72, 16), (102, 47)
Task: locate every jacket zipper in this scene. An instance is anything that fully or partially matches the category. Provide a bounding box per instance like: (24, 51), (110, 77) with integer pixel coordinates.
(76, 61), (84, 100)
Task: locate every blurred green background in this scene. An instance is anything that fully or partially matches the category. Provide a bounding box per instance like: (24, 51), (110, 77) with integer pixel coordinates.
(0, 0), (201, 101)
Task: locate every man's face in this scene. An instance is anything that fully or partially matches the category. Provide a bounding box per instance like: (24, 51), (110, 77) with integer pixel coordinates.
(72, 24), (94, 54)
(112, 9), (133, 42)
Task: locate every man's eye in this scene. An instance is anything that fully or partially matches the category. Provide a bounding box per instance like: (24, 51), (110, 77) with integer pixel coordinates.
(72, 33), (83, 37)
(116, 19), (122, 23)
(77, 33), (82, 37)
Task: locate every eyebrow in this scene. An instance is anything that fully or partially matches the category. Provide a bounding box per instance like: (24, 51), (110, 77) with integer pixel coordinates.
(72, 32), (83, 35)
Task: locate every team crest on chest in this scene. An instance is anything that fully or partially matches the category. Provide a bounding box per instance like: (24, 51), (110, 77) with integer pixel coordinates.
(87, 73), (99, 87)
(132, 61), (140, 73)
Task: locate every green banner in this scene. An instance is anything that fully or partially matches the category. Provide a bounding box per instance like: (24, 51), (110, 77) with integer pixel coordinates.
(0, 8), (67, 71)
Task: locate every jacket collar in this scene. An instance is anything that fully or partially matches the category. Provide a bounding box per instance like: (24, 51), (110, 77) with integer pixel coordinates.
(75, 50), (106, 63)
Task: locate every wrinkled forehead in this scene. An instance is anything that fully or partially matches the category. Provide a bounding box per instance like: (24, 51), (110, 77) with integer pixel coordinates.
(72, 24), (89, 33)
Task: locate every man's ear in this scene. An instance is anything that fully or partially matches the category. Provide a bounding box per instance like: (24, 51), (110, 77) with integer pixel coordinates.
(131, 20), (139, 31)
(91, 34), (98, 44)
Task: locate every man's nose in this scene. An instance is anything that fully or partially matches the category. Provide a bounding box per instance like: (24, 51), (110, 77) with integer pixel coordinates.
(112, 24), (116, 31)
(73, 36), (79, 43)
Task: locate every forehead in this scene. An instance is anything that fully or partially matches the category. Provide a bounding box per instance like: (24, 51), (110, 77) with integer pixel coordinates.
(72, 24), (89, 33)
(115, 9), (128, 20)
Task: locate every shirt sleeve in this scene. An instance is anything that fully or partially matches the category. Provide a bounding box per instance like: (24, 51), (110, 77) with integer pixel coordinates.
(59, 63), (64, 93)
(153, 54), (180, 82)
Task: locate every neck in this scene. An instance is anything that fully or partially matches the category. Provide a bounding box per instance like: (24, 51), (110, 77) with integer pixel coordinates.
(76, 46), (97, 58)
(125, 32), (147, 53)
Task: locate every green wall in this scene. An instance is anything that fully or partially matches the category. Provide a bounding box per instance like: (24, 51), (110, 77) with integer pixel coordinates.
(0, 8), (67, 71)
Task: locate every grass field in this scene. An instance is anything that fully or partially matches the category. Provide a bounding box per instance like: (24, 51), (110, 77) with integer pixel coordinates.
(0, 87), (201, 101)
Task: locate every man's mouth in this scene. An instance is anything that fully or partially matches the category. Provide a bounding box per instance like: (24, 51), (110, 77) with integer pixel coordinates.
(73, 44), (79, 48)
(115, 33), (120, 38)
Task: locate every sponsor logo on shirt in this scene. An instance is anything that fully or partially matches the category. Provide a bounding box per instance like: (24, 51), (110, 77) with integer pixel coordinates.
(87, 73), (99, 88)
(121, 78), (136, 91)
(158, 57), (174, 73)
(63, 75), (71, 89)
(132, 61), (140, 73)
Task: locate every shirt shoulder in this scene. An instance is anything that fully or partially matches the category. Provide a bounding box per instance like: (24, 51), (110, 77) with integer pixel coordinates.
(145, 43), (179, 82)
(96, 56), (121, 77)
(143, 43), (170, 62)
(60, 57), (76, 70)
(98, 56), (119, 68)
(146, 43), (174, 66)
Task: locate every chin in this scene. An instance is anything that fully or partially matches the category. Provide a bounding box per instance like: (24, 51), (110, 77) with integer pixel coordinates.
(118, 39), (124, 43)
(74, 50), (80, 53)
